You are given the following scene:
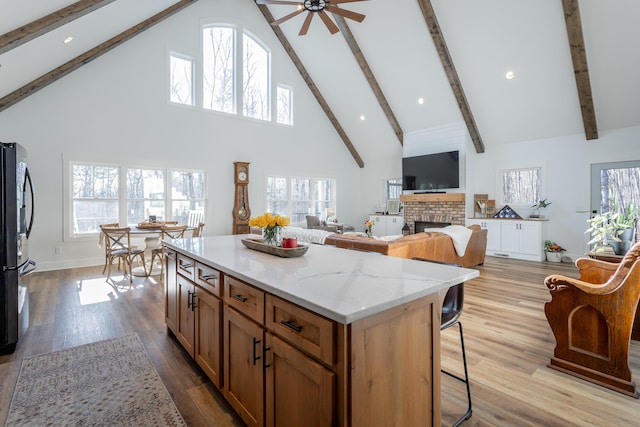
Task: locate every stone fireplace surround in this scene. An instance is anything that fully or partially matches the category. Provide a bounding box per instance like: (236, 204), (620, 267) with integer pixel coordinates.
(399, 193), (466, 235)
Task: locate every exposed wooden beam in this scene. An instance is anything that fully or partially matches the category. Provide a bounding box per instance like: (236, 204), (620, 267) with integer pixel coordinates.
(333, 16), (404, 146)
(0, 0), (199, 113)
(256, 5), (365, 168)
(416, 0), (485, 154)
(562, 0), (598, 140)
(0, 0), (117, 55)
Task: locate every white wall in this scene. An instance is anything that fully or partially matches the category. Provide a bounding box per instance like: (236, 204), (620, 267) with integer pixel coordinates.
(0, 0), (365, 271)
(466, 125), (640, 261)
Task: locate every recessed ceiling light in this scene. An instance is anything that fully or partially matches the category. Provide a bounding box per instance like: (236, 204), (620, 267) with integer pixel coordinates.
(359, 115), (366, 121)
(63, 36), (74, 44)
(417, 97), (425, 105)
(505, 70), (516, 80)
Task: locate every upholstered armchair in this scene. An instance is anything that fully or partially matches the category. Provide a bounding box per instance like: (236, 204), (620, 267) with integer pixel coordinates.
(544, 242), (640, 397)
(305, 215), (339, 232)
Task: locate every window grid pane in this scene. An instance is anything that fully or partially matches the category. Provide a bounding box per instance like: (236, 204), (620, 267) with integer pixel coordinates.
(243, 33), (270, 120)
(203, 26), (235, 113)
(170, 54), (193, 105)
(501, 168), (541, 205)
(277, 85), (292, 125)
(266, 176), (336, 225)
(72, 164), (119, 234)
(127, 169), (165, 224)
(171, 171), (206, 225)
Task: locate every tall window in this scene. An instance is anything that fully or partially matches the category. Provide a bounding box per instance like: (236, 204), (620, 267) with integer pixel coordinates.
(243, 33), (270, 120)
(277, 84), (293, 125)
(386, 178), (402, 201)
(203, 25), (235, 113)
(500, 167), (541, 205)
(169, 53), (194, 105)
(591, 161), (640, 214)
(72, 164), (119, 234)
(171, 171), (206, 225)
(68, 162), (206, 237)
(266, 176), (336, 225)
(127, 169), (165, 224)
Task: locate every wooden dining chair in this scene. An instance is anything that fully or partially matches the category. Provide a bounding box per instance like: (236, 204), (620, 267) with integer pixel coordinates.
(149, 224), (188, 276)
(99, 223), (121, 274)
(101, 226), (147, 283)
(191, 222), (205, 237)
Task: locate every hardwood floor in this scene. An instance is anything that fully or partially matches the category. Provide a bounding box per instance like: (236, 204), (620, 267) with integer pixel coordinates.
(1, 257), (639, 426)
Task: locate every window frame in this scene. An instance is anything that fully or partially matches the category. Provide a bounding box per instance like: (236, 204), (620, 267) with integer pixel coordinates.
(266, 175), (337, 226)
(168, 51), (195, 106)
(276, 83), (293, 126)
(498, 166), (543, 207)
(64, 159), (206, 242)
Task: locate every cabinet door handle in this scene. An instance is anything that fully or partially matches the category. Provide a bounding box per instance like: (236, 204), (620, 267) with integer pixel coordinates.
(280, 319), (303, 333)
(252, 337), (261, 366)
(263, 346), (271, 370)
(191, 292), (197, 311)
(233, 294), (248, 303)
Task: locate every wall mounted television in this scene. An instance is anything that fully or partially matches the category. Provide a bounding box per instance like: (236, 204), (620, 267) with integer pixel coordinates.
(402, 150), (460, 191)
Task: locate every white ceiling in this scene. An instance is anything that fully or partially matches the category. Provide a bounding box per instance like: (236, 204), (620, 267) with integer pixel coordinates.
(1, 0), (639, 153)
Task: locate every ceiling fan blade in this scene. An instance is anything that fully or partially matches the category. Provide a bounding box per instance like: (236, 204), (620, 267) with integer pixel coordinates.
(256, 0), (303, 5)
(330, 0), (368, 4)
(318, 11), (339, 34)
(325, 5), (365, 22)
(299, 13), (314, 35)
(271, 8), (306, 26)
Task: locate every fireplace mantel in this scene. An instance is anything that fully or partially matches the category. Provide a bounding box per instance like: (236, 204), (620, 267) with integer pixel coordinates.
(400, 193), (465, 203)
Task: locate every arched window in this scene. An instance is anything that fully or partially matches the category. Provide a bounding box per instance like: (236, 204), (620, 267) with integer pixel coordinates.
(202, 25), (235, 114)
(243, 32), (270, 120)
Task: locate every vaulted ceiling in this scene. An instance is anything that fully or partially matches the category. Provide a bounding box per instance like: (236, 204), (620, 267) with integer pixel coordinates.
(2, 0), (639, 166)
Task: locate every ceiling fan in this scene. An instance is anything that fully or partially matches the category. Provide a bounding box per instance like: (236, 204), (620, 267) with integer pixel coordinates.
(257, 0), (367, 36)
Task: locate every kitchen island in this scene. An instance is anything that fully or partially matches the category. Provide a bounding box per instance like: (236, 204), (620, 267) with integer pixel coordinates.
(163, 235), (479, 427)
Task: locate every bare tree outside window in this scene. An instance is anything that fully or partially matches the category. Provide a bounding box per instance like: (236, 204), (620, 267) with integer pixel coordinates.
(169, 54), (193, 105)
(266, 176), (336, 225)
(243, 33), (269, 120)
(501, 167), (541, 205)
(277, 84), (293, 125)
(203, 26), (235, 113)
(72, 164), (119, 233)
(600, 167), (640, 214)
(172, 171), (206, 225)
(127, 169), (165, 224)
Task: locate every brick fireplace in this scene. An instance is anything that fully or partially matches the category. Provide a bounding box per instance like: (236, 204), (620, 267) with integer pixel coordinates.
(399, 193), (466, 234)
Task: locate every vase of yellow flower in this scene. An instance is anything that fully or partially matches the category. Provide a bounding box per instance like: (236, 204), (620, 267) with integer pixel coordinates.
(249, 212), (290, 246)
(365, 219), (374, 238)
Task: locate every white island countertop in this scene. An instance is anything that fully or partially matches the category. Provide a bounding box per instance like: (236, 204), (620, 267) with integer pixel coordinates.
(165, 235), (480, 324)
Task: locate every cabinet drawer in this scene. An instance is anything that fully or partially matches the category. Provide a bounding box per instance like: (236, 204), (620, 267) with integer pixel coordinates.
(266, 295), (335, 366)
(195, 262), (221, 297)
(177, 253), (195, 281)
(224, 275), (265, 324)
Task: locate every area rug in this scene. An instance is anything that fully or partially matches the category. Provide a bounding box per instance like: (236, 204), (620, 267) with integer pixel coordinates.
(5, 333), (186, 426)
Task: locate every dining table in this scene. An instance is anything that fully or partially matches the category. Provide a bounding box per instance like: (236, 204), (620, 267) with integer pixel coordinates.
(129, 224), (193, 276)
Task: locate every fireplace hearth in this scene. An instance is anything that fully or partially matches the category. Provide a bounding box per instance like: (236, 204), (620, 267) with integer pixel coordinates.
(414, 220), (451, 233)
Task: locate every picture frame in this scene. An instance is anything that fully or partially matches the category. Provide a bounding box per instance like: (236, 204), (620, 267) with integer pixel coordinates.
(386, 199), (400, 214)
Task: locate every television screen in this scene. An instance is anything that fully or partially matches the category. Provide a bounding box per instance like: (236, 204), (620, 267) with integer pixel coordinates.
(402, 150), (460, 191)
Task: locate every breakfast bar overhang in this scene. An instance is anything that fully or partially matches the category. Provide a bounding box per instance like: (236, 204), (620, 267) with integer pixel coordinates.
(163, 235), (479, 426)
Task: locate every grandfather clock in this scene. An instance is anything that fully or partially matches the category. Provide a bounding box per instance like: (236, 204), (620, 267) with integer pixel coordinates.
(232, 162), (251, 234)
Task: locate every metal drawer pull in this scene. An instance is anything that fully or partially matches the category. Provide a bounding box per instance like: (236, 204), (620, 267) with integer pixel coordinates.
(281, 320), (303, 333)
(180, 262), (193, 269)
(200, 274), (217, 281)
(233, 294), (248, 303)
(253, 337), (261, 366)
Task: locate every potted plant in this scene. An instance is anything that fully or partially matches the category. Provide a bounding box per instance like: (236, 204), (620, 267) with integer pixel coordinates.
(544, 240), (565, 262)
(530, 199), (551, 219)
(608, 204), (639, 254)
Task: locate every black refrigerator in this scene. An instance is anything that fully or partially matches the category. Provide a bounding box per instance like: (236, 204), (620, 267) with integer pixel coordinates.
(1, 142), (36, 355)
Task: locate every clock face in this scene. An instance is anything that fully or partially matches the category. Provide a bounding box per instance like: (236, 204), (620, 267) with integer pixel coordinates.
(238, 171), (247, 182)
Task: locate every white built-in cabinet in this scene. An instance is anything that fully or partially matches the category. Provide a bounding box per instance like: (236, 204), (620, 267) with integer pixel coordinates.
(466, 218), (547, 261)
(369, 214), (404, 237)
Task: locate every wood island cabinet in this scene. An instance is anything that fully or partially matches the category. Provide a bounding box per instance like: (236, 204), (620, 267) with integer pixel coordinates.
(164, 249), (178, 332)
(164, 241), (447, 426)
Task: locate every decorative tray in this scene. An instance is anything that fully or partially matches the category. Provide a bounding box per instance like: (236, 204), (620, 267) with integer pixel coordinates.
(137, 221), (169, 229)
(241, 238), (309, 258)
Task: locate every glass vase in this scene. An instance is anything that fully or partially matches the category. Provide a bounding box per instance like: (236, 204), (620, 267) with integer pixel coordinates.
(262, 226), (282, 246)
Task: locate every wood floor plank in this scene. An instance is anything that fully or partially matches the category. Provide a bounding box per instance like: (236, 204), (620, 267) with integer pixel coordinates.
(1, 256), (639, 426)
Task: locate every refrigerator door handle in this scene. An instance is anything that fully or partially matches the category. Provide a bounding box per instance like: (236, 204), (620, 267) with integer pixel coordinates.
(19, 259), (37, 277)
(24, 167), (34, 238)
